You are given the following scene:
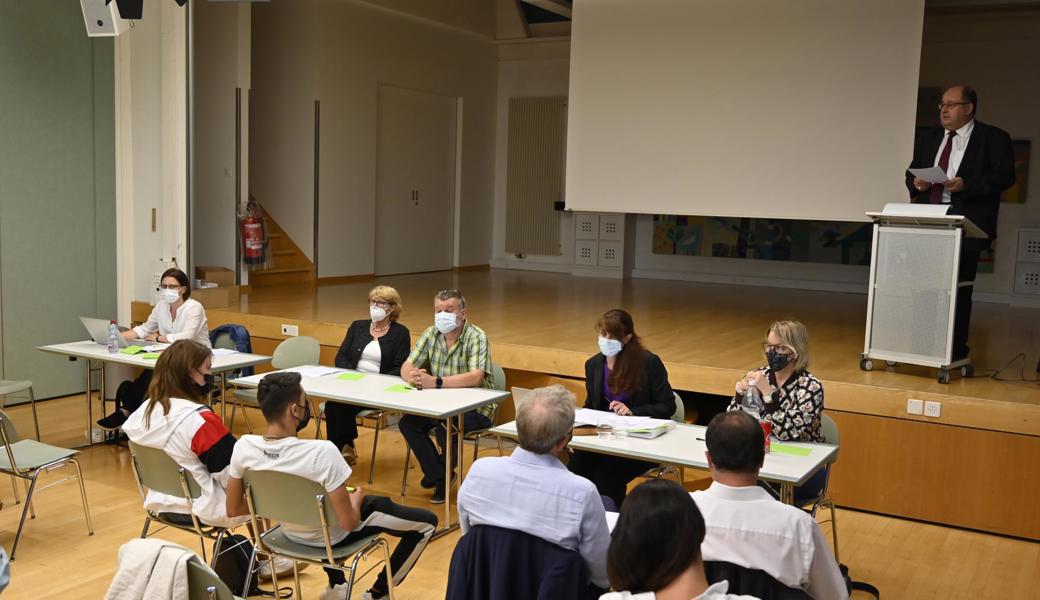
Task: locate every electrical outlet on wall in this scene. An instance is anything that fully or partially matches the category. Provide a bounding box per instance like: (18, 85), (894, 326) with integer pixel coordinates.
(281, 324), (299, 337)
(924, 401), (941, 418)
(907, 399), (924, 415)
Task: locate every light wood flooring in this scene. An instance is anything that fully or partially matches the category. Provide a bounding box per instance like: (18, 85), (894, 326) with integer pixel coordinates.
(1, 396), (1038, 599)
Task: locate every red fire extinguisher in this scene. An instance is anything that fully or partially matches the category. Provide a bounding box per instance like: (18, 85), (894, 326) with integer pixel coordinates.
(239, 200), (269, 268)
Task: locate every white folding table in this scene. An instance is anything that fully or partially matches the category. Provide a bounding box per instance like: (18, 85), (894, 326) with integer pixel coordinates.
(38, 341), (270, 445)
(231, 366), (510, 537)
(491, 420), (837, 505)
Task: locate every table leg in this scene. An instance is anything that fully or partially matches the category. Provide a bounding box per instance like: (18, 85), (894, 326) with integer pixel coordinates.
(219, 373), (228, 422)
(443, 416), (453, 534)
(84, 361), (93, 446)
(457, 417), (465, 499)
(780, 483), (794, 505)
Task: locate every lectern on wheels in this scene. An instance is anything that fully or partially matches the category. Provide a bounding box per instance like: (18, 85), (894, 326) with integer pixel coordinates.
(860, 203), (987, 384)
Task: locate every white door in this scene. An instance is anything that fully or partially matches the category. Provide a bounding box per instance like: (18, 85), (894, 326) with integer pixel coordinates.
(375, 84), (457, 275)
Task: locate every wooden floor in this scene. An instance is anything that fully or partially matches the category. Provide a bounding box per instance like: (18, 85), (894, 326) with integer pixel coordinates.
(3, 396), (1039, 599)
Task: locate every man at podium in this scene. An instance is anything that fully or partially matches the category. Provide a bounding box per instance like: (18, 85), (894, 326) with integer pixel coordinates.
(905, 85), (1015, 360)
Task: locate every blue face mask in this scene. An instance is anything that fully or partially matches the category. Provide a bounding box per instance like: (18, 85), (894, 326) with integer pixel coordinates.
(598, 336), (623, 357)
(435, 311), (458, 334)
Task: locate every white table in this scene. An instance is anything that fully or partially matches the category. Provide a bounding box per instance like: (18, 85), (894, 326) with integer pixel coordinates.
(491, 420), (838, 504)
(232, 366), (511, 537)
(39, 341), (271, 445)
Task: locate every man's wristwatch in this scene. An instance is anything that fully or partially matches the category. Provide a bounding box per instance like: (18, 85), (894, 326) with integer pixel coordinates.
(436, 376), (444, 389)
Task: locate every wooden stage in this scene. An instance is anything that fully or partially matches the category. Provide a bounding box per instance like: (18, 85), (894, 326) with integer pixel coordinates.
(134, 268), (1040, 539)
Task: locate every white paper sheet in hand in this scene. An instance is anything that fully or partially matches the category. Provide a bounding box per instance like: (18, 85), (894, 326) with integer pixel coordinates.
(908, 166), (949, 184)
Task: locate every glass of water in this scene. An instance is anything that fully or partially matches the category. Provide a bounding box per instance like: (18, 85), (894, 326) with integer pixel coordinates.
(596, 420), (614, 438)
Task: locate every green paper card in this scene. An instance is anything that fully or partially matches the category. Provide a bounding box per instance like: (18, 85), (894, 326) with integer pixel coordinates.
(119, 346), (144, 355)
(384, 384), (415, 393)
(770, 443), (812, 457)
(337, 372), (366, 381)
(140, 353), (162, 360)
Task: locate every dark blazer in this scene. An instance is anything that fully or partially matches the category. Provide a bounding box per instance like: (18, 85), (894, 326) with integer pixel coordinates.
(905, 120), (1015, 250)
(445, 525), (593, 600)
(584, 350), (675, 419)
(334, 319), (410, 376)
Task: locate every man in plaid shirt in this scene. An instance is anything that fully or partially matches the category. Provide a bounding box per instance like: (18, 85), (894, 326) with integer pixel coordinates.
(400, 289), (494, 503)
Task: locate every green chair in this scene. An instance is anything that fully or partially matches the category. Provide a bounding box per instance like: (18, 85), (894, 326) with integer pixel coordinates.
(230, 336), (320, 432)
(128, 441), (231, 566)
(801, 413), (841, 563)
(241, 469), (394, 600)
(400, 363), (506, 496)
(187, 557), (243, 600)
(0, 380), (40, 441)
(0, 409), (93, 560)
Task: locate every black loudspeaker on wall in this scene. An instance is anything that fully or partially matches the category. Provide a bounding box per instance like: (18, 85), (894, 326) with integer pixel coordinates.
(80, 0), (126, 37)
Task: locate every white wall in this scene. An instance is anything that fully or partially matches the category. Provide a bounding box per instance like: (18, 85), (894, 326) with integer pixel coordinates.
(491, 40), (574, 272)
(115, 0), (189, 318)
(919, 9), (1040, 298)
(192, 1), (250, 276)
(250, 0), (498, 277)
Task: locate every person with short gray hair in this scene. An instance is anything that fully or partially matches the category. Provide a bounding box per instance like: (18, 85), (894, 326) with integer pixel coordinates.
(457, 385), (611, 589)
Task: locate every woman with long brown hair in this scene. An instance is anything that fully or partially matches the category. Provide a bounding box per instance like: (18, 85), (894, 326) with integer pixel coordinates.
(122, 340), (240, 528)
(569, 309), (676, 507)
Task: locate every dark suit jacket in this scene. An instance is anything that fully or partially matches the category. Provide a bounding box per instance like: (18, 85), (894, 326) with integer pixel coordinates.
(905, 120), (1015, 250)
(584, 351), (675, 419)
(333, 319), (410, 376)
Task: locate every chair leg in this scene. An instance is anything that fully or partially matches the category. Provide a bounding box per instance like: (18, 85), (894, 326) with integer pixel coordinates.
(9, 472), (40, 560)
(228, 397), (239, 431)
(829, 501), (840, 564)
(140, 516), (152, 538)
(472, 434), (479, 463)
(241, 546), (259, 597)
(70, 459), (94, 534)
(368, 413), (383, 484)
(315, 407), (325, 439)
(496, 434), (504, 457)
(9, 474), (20, 505)
(380, 538), (396, 600)
(24, 478), (35, 519)
(292, 559), (302, 599)
(400, 447), (411, 497)
(29, 387), (41, 441)
(209, 529), (228, 568)
(269, 553), (280, 599)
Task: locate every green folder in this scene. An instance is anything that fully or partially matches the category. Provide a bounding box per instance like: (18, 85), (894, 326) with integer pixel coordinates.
(119, 346), (144, 355)
(770, 443), (812, 457)
(140, 353), (162, 360)
(384, 384), (415, 393)
(337, 372), (366, 381)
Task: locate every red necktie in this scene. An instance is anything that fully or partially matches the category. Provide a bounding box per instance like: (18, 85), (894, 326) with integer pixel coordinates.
(930, 131), (957, 204)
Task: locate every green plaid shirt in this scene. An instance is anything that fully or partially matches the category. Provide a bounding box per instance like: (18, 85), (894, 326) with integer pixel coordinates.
(407, 321), (495, 419)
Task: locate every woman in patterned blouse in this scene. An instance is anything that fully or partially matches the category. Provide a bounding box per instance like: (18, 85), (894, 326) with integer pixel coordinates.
(728, 320), (826, 500)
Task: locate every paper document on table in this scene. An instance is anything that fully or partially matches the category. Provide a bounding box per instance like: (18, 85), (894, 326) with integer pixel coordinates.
(286, 366), (343, 378)
(605, 511), (619, 533)
(143, 343), (170, 352)
(211, 348), (239, 356)
(908, 166), (949, 184)
(574, 408), (653, 429)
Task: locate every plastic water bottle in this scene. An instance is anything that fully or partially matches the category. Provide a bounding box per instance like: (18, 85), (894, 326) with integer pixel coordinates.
(742, 381), (771, 452)
(107, 320), (120, 354)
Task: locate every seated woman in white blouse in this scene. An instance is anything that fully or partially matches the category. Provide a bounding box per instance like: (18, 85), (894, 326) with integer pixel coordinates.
(98, 268), (211, 430)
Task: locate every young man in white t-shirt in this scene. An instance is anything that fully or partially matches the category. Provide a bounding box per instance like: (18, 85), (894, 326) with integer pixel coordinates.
(226, 371), (437, 600)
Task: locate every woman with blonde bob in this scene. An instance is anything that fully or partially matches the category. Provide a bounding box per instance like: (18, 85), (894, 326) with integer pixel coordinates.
(122, 340), (241, 528)
(330, 285), (411, 465)
(729, 320), (825, 498)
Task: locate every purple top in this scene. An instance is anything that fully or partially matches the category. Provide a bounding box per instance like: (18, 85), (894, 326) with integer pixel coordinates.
(603, 362), (630, 405)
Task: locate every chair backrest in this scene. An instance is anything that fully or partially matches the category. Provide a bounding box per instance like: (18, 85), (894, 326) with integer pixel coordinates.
(446, 525), (586, 600)
(0, 409), (19, 446)
(704, 560), (812, 600)
(128, 441), (203, 499)
(186, 558), (236, 600)
(213, 332), (236, 351)
(670, 391), (685, 423)
(272, 336), (321, 369)
(490, 362), (506, 392)
(820, 413), (839, 464)
(242, 469), (336, 529)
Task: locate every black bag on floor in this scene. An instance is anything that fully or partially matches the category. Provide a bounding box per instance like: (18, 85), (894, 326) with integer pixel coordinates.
(213, 534), (293, 598)
(840, 563), (880, 598)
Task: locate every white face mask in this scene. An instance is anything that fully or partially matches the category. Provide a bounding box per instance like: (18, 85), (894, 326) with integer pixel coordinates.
(370, 306), (388, 322)
(160, 288), (182, 304)
(435, 311), (458, 334)
(598, 336), (623, 357)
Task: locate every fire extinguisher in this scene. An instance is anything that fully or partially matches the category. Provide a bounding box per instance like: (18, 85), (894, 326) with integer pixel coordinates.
(239, 200), (268, 268)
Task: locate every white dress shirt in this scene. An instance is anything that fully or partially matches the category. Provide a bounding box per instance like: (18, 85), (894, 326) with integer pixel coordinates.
(458, 447), (611, 588)
(357, 340), (382, 374)
(691, 482), (847, 600)
(933, 119), (975, 204)
(133, 298), (211, 347)
(599, 581), (758, 600)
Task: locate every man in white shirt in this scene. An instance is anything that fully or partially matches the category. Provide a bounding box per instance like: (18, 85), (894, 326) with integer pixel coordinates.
(691, 411), (847, 600)
(457, 384), (611, 589)
(226, 371), (437, 600)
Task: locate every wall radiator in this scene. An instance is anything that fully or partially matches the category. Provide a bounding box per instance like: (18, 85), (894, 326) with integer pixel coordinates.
(505, 96), (567, 256)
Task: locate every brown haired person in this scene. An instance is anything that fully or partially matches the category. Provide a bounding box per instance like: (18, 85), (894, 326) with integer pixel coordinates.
(568, 309), (676, 507)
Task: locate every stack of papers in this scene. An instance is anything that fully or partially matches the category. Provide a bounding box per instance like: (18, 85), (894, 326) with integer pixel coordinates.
(286, 366), (343, 378)
(573, 408), (675, 439)
(211, 348), (239, 356)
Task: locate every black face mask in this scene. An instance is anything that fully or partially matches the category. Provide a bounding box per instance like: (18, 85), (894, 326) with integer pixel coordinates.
(766, 349), (791, 371)
(198, 373), (215, 396)
(295, 401), (312, 433)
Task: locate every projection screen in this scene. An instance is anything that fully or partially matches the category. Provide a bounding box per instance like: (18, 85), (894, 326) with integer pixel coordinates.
(564, 0), (926, 222)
